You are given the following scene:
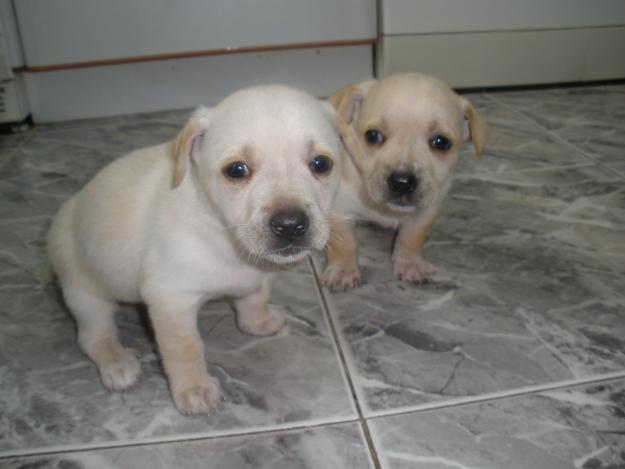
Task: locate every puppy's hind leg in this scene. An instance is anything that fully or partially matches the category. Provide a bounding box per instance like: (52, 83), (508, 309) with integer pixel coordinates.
(234, 280), (286, 336)
(62, 284), (141, 391)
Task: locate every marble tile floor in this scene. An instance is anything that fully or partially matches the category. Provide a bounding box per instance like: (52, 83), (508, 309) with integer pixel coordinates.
(1, 83), (624, 468)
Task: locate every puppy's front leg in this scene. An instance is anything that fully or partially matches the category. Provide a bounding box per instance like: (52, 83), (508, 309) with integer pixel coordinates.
(234, 280), (286, 336)
(392, 212), (439, 283)
(322, 218), (360, 291)
(148, 296), (220, 415)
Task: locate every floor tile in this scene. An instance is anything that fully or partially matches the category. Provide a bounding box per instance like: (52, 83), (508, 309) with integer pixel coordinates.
(0, 422), (372, 469)
(0, 266), (354, 453)
(315, 155), (625, 413)
(0, 118), (354, 454)
(457, 94), (598, 175)
(490, 85), (625, 178)
(370, 378), (625, 469)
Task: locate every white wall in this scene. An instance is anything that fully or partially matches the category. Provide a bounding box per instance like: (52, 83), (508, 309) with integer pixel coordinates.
(15, 0), (376, 66)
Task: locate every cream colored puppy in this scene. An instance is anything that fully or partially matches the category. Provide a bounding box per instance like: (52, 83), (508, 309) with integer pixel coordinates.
(323, 73), (489, 290)
(47, 85), (346, 415)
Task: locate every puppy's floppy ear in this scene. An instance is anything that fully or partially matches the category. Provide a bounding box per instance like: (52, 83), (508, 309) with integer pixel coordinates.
(329, 104), (366, 174)
(171, 107), (213, 188)
(327, 80), (375, 173)
(459, 96), (489, 158)
(328, 80), (375, 124)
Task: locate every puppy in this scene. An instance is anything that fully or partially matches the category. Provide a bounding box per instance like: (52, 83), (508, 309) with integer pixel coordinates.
(47, 85), (347, 415)
(322, 73), (489, 290)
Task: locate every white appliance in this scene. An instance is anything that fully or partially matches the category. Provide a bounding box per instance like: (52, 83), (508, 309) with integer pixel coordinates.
(0, 0), (29, 125)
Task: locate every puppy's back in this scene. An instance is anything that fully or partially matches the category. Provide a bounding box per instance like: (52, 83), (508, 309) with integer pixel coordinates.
(47, 143), (172, 302)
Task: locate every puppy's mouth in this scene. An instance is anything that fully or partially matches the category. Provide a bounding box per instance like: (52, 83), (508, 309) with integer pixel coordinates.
(384, 191), (424, 212)
(264, 244), (310, 264)
(386, 199), (419, 212)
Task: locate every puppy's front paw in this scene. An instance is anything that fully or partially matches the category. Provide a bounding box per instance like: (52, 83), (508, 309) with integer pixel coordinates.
(322, 266), (361, 291)
(238, 307), (286, 336)
(393, 256), (436, 283)
(99, 347), (141, 391)
(173, 376), (221, 415)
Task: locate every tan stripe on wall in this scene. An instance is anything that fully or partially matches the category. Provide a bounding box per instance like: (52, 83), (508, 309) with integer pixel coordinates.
(16, 38), (377, 73)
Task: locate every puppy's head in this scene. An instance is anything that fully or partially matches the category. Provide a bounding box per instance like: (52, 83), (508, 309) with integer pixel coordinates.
(331, 73), (488, 214)
(172, 85), (345, 266)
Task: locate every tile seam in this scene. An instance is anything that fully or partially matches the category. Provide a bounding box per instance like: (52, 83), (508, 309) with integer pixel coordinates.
(364, 370), (625, 420)
(308, 257), (382, 469)
(0, 416), (359, 460)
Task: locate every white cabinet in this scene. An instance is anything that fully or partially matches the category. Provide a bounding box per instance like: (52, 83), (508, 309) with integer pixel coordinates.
(0, 0), (29, 124)
(13, 0), (376, 122)
(15, 0), (376, 67)
(378, 0), (625, 87)
(381, 0), (625, 34)
(0, 0), (23, 69)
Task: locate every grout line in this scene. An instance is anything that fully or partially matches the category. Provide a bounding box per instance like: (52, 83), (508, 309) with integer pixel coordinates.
(307, 258), (371, 410)
(308, 257), (382, 469)
(486, 93), (625, 181)
(364, 370), (625, 420)
(0, 416), (359, 460)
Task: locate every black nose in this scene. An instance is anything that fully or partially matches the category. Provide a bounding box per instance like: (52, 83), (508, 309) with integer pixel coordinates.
(269, 209), (309, 240)
(387, 172), (419, 196)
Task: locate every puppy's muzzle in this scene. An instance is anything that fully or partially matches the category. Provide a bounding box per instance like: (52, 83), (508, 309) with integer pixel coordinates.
(387, 171), (419, 197)
(269, 209), (309, 241)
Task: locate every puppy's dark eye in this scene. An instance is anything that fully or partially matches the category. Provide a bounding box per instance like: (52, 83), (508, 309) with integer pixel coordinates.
(310, 155), (333, 175)
(364, 129), (385, 145)
(430, 135), (452, 152)
(223, 161), (250, 179)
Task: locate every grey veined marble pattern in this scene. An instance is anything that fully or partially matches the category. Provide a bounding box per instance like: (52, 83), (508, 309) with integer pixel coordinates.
(371, 379), (625, 469)
(490, 85), (625, 177)
(0, 270), (355, 452)
(0, 423), (373, 469)
(1, 83), (624, 468)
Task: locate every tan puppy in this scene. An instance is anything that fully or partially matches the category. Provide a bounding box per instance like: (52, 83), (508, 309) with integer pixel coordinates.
(322, 73), (489, 290)
(47, 85), (347, 415)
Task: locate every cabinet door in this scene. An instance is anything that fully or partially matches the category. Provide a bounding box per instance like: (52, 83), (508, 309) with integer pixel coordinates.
(379, 0), (625, 86)
(15, 0), (376, 67)
(381, 0), (625, 35)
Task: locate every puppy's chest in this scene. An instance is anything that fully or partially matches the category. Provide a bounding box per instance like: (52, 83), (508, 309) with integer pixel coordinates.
(151, 230), (267, 300)
(205, 263), (266, 298)
(183, 248), (267, 299)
